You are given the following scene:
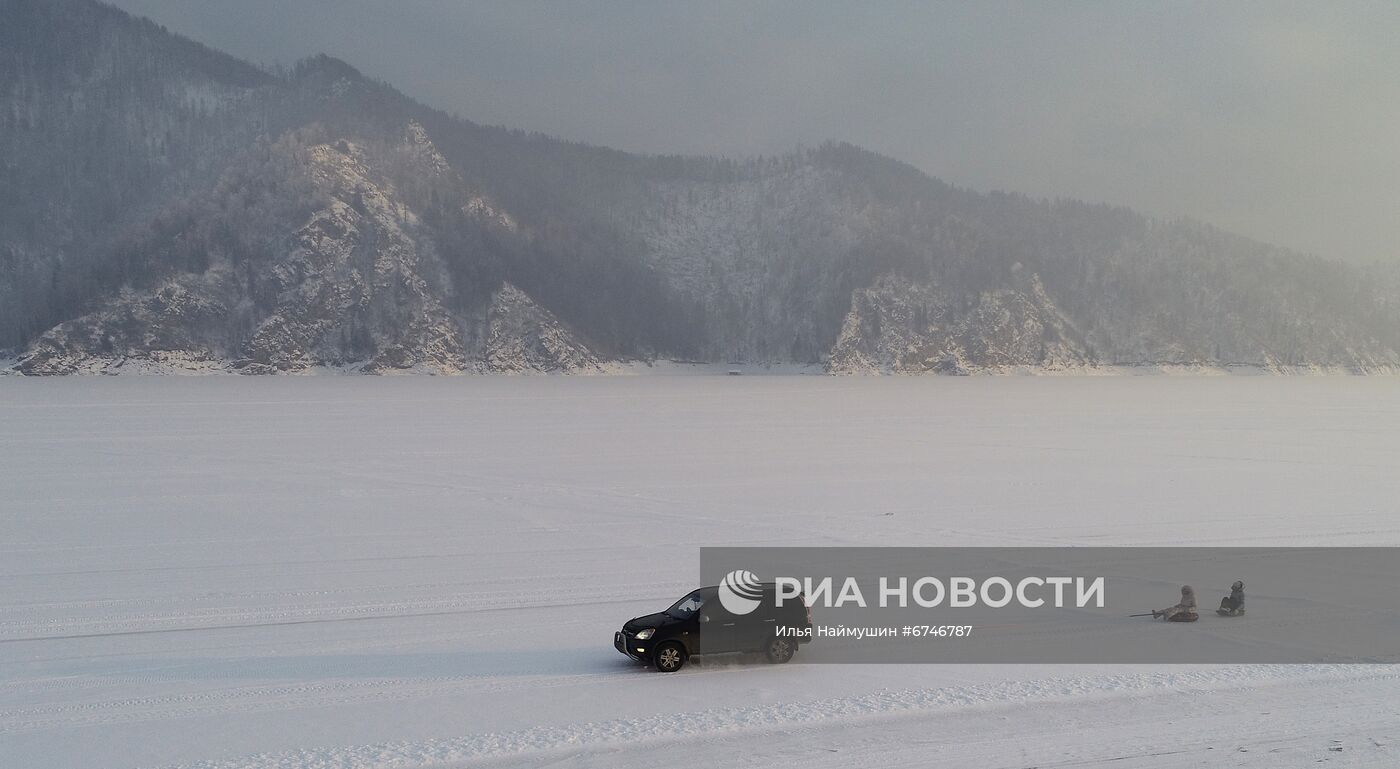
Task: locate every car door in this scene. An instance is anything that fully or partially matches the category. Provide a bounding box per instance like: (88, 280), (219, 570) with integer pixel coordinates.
(736, 590), (780, 651)
(665, 591), (706, 653)
(698, 601), (738, 653)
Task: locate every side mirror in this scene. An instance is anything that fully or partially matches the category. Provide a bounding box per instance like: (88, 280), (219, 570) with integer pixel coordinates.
(700, 614), (710, 623)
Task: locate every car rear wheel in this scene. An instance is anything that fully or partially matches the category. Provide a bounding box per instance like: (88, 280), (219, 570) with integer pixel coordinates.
(654, 641), (687, 672)
(766, 636), (796, 664)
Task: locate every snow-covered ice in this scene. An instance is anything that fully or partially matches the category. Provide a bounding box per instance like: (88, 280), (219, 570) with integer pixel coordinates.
(2, 376), (1398, 768)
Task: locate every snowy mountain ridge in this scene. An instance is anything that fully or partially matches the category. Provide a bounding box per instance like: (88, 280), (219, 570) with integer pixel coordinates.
(4, 0), (1400, 375)
(16, 125), (606, 375)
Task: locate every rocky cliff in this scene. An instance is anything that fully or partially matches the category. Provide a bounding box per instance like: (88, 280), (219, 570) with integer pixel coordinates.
(15, 125), (610, 375)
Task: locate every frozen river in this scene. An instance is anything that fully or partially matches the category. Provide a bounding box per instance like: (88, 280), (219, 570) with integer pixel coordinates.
(2, 376), (1399, 768)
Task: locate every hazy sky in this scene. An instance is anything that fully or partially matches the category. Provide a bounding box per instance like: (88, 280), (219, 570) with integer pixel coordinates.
(107, 1), (1399, 263)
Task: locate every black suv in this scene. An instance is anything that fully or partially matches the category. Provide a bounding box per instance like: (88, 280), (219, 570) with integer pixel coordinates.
(614, 585), (812, 672)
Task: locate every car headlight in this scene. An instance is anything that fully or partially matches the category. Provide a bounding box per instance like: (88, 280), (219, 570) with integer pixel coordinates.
(634, 628), (656, 640)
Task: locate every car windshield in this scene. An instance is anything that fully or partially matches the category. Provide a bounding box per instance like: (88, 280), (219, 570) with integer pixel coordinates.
(665, 591), (705, 618)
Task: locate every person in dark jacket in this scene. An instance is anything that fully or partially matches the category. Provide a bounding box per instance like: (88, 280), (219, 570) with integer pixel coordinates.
(1217, 580), (1245, 616)
(1153, 585), (1198, 622)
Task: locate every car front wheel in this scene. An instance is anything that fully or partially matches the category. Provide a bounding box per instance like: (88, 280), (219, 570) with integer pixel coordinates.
(654, 641), (687, 672)
(766, 636), (796, 664)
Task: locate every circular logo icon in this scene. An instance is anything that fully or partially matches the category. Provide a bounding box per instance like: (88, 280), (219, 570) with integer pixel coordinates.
(718, 569), (764, 615)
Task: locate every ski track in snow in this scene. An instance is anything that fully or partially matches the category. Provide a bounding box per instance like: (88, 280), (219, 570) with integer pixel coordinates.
(3, 377), (1400, 768)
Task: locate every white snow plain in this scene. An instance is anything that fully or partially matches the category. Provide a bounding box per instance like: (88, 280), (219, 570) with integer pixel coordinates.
(2, 376), (1398, 769)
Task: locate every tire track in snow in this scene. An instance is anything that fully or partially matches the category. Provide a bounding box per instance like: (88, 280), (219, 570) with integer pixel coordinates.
(0, 582), (690, 643)
(0, 569), (670, 612)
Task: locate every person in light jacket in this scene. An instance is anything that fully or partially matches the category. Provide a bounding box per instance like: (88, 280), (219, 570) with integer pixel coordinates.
(1153, 585), (1198, 622)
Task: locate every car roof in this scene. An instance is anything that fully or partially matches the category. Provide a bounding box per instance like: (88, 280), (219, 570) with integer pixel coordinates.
(694, 583), (781, 593)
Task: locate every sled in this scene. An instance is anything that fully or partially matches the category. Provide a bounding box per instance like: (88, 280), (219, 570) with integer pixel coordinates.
(1166, 611), (1198, 622)
(1216, 607), (1245, 617)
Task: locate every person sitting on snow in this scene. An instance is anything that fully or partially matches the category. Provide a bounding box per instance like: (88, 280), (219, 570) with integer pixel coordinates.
(1217, 580), (1245, 616)
(1153, 585), (1198, 622)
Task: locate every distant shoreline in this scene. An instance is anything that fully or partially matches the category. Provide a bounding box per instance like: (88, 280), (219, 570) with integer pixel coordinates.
(5, 358), (1398, 377)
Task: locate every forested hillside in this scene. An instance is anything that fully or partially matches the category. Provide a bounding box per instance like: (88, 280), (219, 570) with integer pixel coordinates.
(3, 0), (1397, 374)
